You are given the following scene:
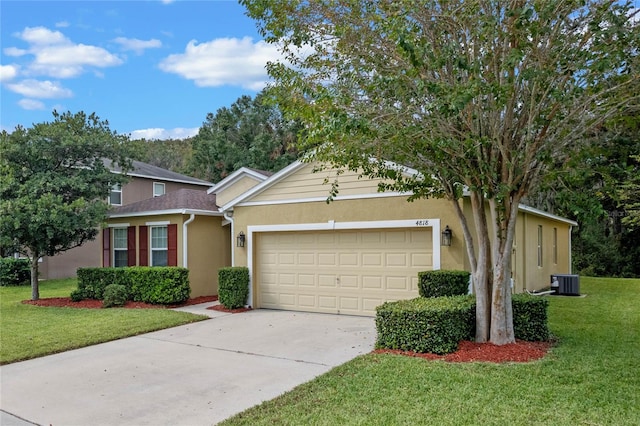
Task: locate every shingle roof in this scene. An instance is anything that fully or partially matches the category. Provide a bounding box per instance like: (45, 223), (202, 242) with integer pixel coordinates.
(106, 160), (213, 186)
(108, 189), (219, 216)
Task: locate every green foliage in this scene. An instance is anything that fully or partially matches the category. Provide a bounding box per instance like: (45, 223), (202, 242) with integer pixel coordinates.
(187, 91), (300, 182)
(528, 120), (640, 277)
(375, 296), (476, 354)
(128, 138), (194, 175)
(418, 270), (470, 298)
(75, 267), (190, 305)
(0, 258), (30, 286)
(511, 294), (550, 341)
(376, 294), (549, 354)
(218, 267), (250, 309)
(102, 284), (128, 308)
(0, 111), (134, 299)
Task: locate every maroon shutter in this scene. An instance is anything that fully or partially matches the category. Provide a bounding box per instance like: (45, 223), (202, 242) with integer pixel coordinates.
(168, 224), (178, 266)
(139, 226), (148, 266)
(127, 226), (136, 266)
(102, 228), (111, 267)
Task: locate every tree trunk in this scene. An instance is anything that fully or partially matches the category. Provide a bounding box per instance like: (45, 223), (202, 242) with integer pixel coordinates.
(470, 191), (492, 342)
(30, 255), (40, 301)
(490, 256), (515, 344)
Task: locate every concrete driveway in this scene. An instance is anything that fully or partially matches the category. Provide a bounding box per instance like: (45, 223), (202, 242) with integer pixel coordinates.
(0, 305), (376, 425)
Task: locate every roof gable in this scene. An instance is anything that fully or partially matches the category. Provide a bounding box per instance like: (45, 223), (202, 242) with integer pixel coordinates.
(220, 160), (410, 211)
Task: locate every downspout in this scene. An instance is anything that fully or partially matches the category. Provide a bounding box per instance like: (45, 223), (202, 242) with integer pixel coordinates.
(182, 213), (196, 268)
(569, 225), (573, 274)
(223, 210), (235, 266)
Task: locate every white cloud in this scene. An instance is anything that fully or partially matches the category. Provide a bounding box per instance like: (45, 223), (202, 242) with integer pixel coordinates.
(55, 21), (70, 28)
(8, 26), (123, 79)
(112, 37), (162, 54)
(129, 127), (199, 140)
(17, 98), (46, 110)
(6, 79), (73, 99)
(4, 47), (28, 57)
(0, 64), (19, 82)
(159, 37), (280, 90)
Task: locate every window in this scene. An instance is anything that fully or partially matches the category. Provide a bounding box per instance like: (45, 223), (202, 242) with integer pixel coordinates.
(151, 226), (168, 266)
(153, 182), (165, 197)
(537, 225), (543, 267)
(113, 228), (128, 267)
(109, 184), (122, 205)
(553, 227), (558, 265)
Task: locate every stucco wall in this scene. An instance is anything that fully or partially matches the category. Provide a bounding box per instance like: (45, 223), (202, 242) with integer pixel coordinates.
(232, 196), (466, 272)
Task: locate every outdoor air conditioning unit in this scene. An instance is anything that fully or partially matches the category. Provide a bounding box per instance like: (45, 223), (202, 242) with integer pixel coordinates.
(550, 274), (580, 296)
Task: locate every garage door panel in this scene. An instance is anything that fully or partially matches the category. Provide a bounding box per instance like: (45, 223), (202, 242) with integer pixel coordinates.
(386, 253), (408, 267)
(318, 295), (337, 309)
(362, 253), (383, 266)
(257, 228), (432, 316)
(318, 253), (337, 266)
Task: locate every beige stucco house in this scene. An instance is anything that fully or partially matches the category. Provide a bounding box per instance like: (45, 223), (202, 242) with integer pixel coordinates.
(104, 160), (577, 315)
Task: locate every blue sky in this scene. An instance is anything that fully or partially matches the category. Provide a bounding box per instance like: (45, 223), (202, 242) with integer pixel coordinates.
(0, 0), (278, 139)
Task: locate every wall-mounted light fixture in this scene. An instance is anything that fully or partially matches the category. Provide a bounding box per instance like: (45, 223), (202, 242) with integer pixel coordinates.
(236, 231), (246, 248)
(441, 225), (452, 246)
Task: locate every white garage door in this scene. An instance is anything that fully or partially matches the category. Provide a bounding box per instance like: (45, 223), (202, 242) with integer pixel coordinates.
(256, 228), (433, 316)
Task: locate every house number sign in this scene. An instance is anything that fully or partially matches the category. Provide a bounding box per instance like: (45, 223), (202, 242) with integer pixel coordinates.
(415, 220), (430, 226)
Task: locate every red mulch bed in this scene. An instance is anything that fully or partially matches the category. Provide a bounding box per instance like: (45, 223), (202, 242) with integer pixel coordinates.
(22, 295), (218, 309)
(207, 304), (252, 314)
(374, 339), (553, 364)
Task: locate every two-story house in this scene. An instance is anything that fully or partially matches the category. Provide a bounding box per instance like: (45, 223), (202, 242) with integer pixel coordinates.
(38, 160), (212, 280)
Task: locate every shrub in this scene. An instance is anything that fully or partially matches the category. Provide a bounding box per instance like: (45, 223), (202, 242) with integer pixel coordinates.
(218, 267), (249, 309)
(128, 267), (190, 305)
(375, 296), (475, 354)
(0, 258), (31, 286)
(512, 294), (550, 341)
(418, 270), (470, 298)
(103, 284), (128, 308)
(75, 267), (190, 304)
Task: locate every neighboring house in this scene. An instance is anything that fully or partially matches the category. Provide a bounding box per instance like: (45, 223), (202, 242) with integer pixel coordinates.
(39, 161), (212, 280)
(104, 160), (577, 315)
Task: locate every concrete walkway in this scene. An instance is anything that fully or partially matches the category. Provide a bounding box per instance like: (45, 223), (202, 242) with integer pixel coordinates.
(0, 303), (376, 425)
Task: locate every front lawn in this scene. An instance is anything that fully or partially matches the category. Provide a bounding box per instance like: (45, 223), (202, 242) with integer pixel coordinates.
(0, 278), (207, 365)
(221, 277), (640, 425)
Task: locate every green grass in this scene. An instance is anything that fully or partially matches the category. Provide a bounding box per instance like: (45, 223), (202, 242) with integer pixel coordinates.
(0, 278), (207, 365)
(221, 277), (640, 425)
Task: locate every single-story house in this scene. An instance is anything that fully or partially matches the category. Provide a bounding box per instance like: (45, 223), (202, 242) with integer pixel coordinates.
(105, 160), (577, 315)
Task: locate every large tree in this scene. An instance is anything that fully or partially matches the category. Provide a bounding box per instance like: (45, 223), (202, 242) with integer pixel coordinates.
(0, 111), (132, 300)
(242, 0), (640, 344)
(187, 91), (300, 182)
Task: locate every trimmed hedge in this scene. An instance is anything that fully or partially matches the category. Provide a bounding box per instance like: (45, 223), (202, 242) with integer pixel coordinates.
(75, 267), (191, 305)
(376, 294), (550, 354)
(218, 267), (249, 309)
(418, 270), (470, 298)
(376, 296), (476, 355)
(0, 258), (31, 286)
(512, 294), (550, 341)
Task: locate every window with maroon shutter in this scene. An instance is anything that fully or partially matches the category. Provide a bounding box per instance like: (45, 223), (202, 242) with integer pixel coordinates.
(127, 226), (136, 266)
(139, 226), (148, 266)
(103, 228), (111, 267)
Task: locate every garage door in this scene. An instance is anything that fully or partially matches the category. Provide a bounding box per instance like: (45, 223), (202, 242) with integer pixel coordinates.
(256, 228), (433, 316)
